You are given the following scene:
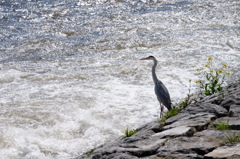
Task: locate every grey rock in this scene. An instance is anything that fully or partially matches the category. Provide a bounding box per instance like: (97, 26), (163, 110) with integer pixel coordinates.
(200, 92), (223, 105)
(201, 81), (240, 110)
(153, 152), (204, 159)
(219, 82), (240, 111)
(83, 137), (167, 158)
(79, 81), (240, 159)
(229, 104), (240, 117)
(194, 130), (227, 139)
(214, 117), (240, 130)
(153, 126), (195, 138)
(164, 112), (189, 125)
(205, 143), (240, 158)
(220, 98), (236, 110)
(92, 152), (138, 159)
(136, 121), (162, 133)
(183, 103), (228, 117)
(107, 153), (138, 159)
(122, 129), (155, 143)
(194, 130), (240, 144)
(157, 136), (220, 155)
(122, 138), (166, 157)
(164, 113), (215, 130)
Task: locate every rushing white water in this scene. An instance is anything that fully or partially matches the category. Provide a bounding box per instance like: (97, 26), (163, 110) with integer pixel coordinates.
(0, 0), (239, 158)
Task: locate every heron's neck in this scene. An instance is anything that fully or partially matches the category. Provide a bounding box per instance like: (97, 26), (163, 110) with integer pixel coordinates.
(152, 58), (158, 83)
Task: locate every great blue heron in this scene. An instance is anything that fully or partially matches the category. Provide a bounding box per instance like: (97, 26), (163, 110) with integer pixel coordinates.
(140, 56), (172, 118)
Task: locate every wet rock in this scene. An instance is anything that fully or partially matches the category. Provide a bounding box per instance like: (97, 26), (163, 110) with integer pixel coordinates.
(205, 143), (240, 158)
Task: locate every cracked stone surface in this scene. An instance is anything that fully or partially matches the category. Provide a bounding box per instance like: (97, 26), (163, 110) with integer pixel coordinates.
(205, 143), (240, 158)
(153, 126), (195, 138)
(79, 81), (240, 159)
(157, 136), (220, 154)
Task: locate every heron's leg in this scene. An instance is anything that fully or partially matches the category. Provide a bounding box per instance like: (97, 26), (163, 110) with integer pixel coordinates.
(160, 103), (164, 118)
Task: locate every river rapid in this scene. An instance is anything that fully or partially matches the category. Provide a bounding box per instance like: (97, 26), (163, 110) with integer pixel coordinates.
(0, 0), (239, 158)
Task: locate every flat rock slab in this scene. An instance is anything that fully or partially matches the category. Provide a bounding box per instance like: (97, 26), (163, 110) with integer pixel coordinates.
(122, 129), (155, 143)
(88, 138), (167, 158)
(93, 152), (139, 159)
(157, 136), (220, 155)
(183, 103), (228, 117)
(194, 130), (240, 144)
(214, 117), (240, 130)
(153, 126), (195, 138)
(121, 139), (166, 157)
(165, 113), (215, 130)
(229, 104), (240, 117)
(205, 143), (240, 158)
(145, 152), (204, 159)
(136, 121), (162, 132)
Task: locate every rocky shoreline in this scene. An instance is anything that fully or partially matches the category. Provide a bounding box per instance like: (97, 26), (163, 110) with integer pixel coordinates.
(79, 81), (240, 159)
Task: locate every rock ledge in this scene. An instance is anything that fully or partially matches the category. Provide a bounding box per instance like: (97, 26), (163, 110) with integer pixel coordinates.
(79, 81), (240, 159)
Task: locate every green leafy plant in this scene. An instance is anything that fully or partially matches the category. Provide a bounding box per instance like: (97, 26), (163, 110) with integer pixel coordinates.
(195, 57), (231, 97)
(214, 121), (229, 130)
(179, 80), (198, 109)
(179, 94), (193, 109)
(225, 133), (240, 143)
(87, 148), (96, 157)
(161, 107), (181, 123)
(121, 128), (138, 138)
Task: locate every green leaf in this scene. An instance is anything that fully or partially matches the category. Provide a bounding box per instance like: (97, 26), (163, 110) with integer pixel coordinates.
(204, 91), (211, 96)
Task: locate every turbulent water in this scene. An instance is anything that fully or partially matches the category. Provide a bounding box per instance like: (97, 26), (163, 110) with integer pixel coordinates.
(0, 0), (239, 158)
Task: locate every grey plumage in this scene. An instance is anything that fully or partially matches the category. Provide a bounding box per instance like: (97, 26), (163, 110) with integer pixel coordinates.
(155, 80), (171, 110)
(140, 56), (172, 117)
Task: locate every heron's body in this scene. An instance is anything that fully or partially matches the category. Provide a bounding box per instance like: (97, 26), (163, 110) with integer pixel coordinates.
(140, 56), (171, 117)
(155, 80), (171, 111)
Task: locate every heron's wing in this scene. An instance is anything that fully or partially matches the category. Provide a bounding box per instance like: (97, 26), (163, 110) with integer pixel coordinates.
(155, 80), (170, 99)
(155, 80), (171, 110)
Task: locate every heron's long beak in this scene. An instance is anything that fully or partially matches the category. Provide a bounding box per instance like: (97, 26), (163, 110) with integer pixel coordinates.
(139, 57), (149, 60)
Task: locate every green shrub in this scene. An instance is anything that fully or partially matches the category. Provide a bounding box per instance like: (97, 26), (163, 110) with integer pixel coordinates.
(225, 133), (240, 143)
(195, 57), (231, 97)
(179, 80), (198, 109)
(161, 107), (181, 123)
(87, 148), (96, 157)
(214, 121), (229, 130)
(121, 128), (138, 138)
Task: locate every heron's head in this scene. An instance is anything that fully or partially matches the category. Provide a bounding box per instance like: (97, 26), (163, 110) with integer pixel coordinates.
(139, 56), (155, 60)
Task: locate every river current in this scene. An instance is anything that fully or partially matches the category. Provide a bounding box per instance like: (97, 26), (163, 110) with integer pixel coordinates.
(0, 0), (239, 158)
